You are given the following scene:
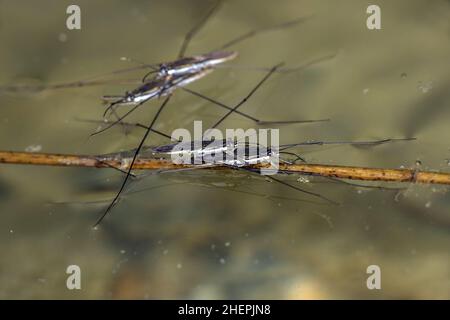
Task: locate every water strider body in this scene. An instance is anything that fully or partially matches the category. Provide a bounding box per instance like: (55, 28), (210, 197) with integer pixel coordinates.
(102, 51), (237, 108)
(97, 46), (326, 132)
(99, 136), (415, 170)
(154, 51), (239, 79)
(93, 134), (415, 220)
(99, 138), (278, 168)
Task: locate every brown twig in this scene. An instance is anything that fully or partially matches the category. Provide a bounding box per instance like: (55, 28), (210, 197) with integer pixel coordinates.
(1, 151), (450, 185)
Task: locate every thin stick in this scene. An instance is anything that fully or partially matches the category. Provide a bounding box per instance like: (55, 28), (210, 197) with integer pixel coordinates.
(1, 151), (449, 185)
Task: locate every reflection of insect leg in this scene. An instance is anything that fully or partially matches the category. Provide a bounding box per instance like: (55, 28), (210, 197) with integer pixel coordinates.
(178, 1), (223, 58)
(218, 15), (312, 50)
(127, 169), (331, 206)
(90, 95), (159, 137)
(229, 166), (339, 205)
(178, 1), (312, 60)
(320, 176), (406, 191)
(276, 138), (415, 165)
(280, 138), (414, 164)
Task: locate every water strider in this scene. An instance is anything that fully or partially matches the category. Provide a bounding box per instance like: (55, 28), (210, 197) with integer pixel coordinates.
(93, 51), (329, 136)
(0, 3), (329, 132)
(92, 7), (321, 132)
(92, 66), (415, 226)
(95, 132), (414, 219)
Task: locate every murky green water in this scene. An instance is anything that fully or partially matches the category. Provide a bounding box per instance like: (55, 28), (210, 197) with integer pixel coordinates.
(0, 0), (449, 299)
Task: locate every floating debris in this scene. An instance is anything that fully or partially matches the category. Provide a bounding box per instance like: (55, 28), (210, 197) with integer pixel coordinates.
(418, 80), (433, 93)
(25, 144), (42, 152)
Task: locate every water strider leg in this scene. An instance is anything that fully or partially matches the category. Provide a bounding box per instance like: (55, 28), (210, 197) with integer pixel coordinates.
(94, 95), (173, 226)
(95, 72), (202, 136)
(103, 97), (130, 118)
(0, 63), (156, 94)
(211, 63), (283, 129)
(76, 118), (173, 140)
(141, 69), (159, 83)
(181, 87), (329, 125)
(95, 72), (199, 136)
(90, 95), (158, 137)
(279, 138), (416, 151)
(94, 159), (137, 178)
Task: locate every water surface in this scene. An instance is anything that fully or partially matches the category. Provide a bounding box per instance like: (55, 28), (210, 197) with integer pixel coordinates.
(0, 0), (449, 299)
